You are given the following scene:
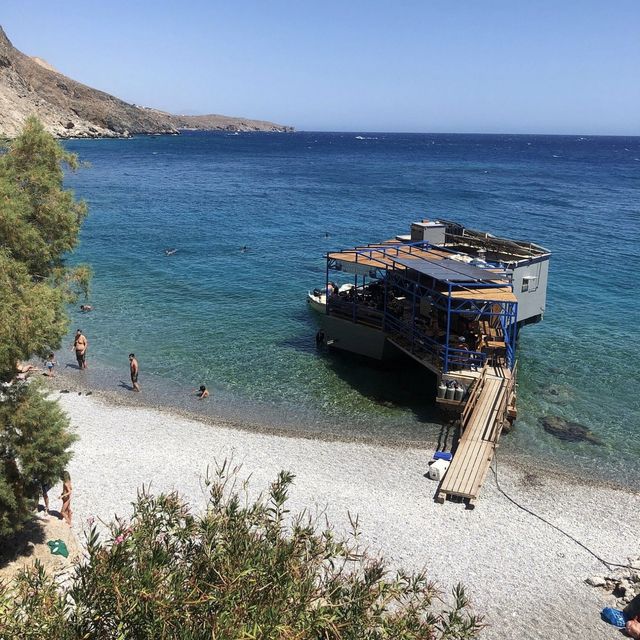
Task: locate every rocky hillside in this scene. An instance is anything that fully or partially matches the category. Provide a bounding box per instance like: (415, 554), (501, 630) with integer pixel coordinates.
(0, 26), (292, 138)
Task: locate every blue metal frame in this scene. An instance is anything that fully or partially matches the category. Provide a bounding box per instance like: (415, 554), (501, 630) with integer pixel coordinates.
(325, 243), (518, 372)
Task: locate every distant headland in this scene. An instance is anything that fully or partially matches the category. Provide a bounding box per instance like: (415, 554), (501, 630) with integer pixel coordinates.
(0, 26), (293, 139)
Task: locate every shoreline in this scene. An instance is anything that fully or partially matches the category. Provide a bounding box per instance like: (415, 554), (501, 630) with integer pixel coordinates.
(43, 368), (636, 494)
(44, 365), (442, 450)
(51, 386), (639, 640)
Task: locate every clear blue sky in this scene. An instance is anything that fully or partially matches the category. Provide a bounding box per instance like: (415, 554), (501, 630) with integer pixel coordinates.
(3, 0), (639, 134)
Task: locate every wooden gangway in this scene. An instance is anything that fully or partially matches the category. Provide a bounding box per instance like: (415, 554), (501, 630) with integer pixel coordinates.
(436, 363), (516, 508)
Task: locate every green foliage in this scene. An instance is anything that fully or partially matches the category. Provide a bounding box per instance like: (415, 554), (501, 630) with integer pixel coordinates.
(0, 466), (482, 639)
(0, 115), (87, 277)
(0, 116), (91, 380)
(0, 116), (87, 537)
(0, 560), (69, 639)
(0, 251), (67, 380)
(0, 382), (77, 537)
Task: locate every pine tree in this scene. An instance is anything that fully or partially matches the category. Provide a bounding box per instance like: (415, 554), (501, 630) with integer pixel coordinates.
(0, 384), (77, 537)
(0, 117), (88, 537)
(0, 115), (87, 277)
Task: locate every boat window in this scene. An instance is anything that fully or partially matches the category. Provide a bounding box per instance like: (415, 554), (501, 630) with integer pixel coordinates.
(521, 275), (537, 292)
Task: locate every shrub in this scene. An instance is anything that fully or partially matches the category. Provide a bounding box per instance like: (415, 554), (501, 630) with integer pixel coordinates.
(0, 464), (482, 639)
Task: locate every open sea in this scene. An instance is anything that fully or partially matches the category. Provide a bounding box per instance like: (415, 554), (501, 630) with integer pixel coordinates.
(61, 132), (640, 487)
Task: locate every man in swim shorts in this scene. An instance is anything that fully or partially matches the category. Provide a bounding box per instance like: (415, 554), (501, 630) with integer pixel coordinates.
(129, 353), (140, 392)
(73, 329), (88, 369)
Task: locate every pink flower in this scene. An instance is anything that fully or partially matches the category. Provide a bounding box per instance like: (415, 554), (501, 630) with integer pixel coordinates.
(87, 516), (95, 525)
(114, 534), (125, 545)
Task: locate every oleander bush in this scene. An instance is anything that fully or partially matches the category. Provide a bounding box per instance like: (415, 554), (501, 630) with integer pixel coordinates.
(0, 464), (482, 639)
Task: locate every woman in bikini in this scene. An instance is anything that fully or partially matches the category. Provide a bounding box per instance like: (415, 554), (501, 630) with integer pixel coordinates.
(60, 470), (73, 526)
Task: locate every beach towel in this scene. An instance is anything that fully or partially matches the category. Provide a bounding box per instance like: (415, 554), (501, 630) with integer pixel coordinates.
(47, 539), (69, 558)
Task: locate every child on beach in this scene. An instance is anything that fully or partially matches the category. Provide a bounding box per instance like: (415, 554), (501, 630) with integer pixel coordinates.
(60, 470), (73, 526)
(45, 353), (57, 377)
(40, 480), (50, 516)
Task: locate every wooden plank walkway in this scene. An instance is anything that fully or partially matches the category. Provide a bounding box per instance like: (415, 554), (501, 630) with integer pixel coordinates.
(436, 366), (512, 508)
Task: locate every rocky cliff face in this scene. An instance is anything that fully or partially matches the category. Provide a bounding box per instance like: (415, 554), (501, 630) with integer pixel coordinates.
(0, 27), (292, 138)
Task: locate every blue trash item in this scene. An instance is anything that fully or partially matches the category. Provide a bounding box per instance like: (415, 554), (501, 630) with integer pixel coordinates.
(601, 607), (626, 628)
(433, 451), (453, 462)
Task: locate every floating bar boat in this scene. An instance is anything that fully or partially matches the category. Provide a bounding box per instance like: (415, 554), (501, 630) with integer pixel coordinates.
(315, 218), (550, 507)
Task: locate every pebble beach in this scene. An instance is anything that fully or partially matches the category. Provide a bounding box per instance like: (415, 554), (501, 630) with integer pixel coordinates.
(52, 387), (639, 640)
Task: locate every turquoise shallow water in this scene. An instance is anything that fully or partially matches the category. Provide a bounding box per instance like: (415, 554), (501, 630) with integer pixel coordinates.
(61, 132), (640, 485)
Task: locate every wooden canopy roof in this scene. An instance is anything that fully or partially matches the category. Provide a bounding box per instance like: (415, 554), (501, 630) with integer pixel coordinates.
(327, 243), (516, 303)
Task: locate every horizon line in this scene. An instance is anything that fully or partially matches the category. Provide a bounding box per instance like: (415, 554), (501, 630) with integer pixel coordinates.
(178, 128), (640, 138)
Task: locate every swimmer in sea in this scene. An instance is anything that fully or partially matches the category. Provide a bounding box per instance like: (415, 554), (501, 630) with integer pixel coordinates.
(197, 385), (209, 399)
(80, 304), (93, 312)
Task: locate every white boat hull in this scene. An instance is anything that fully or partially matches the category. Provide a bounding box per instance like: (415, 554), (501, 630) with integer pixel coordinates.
(307, 291), (326, 313)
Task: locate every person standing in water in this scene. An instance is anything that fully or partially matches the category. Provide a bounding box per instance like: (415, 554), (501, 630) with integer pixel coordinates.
(129, 353), (141, 392)
(72, 329), (88, 369)
(60, 471), (72, 526)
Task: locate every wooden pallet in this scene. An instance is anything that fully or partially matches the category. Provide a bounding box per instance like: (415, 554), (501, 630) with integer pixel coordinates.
(436, 368), (510, 508)
(435, 440), (495, 508)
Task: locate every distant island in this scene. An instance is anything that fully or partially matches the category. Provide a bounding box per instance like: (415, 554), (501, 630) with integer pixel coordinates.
(0, 26), (293, 139)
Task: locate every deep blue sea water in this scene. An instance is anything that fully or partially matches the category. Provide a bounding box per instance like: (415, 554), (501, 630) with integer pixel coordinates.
(61, 132), (640, 485)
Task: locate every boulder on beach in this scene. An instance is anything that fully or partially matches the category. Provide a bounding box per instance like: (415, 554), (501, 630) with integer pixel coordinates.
(539, 415), (602, 445)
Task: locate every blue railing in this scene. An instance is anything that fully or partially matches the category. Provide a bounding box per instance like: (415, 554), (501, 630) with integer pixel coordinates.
(384, 314), (486, 371)
(445, 346), (486, 371)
